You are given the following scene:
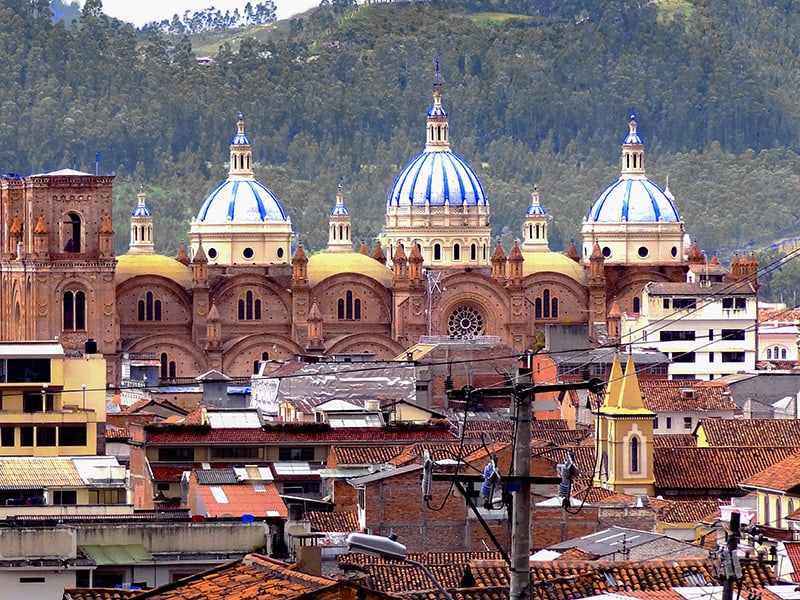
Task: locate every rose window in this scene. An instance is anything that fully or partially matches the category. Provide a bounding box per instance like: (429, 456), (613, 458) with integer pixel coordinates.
(447, 306), (485, 338)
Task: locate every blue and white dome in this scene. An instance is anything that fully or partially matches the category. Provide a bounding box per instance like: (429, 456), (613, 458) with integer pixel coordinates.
(195, 115), (289, 225)
(132, 203), (151, 217)
(585, 113), (679, 223)
(387, 150), (487, 207)
(196, 179), (288, 224)
(586, 178), (679, 223)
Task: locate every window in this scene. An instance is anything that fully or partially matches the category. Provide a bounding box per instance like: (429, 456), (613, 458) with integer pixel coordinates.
(36, 427), (56, 447)
(653, 417), (659, 429)
(630, 437), (639, 473)
(666, 417), (672, 429)
(23, 392), (53, 413)
(60, 425), (87, 447)
(160, 353), (176, 380)
(0, 427), (13, 446)
(63, 290), (86, 330)
(1, 359), (51, 383)
(633, 297), (640, 313)
(52, 490), (77, 505)
(660, 330), (695, 342)
(708, 329), (714, 341)
(19, 577), (45, 584)
(453, 243), (460, 261)
(722, 297), (747, 310)
(138, 291), (162, 321)
(238, 290), (262, 320)
(338, 290), (362, 320)
(62, 212), (81, 252)
(684, 417), (692, 430)
(672, 352), (696, 363)
(470, 243), (477, 261)
(279, 447), (315, 461)
(534, 289), (558, 319)
(782, 348), (788, 359)
(722, 351), (746, 363)
(672, 298), (696, 309)
(212, 447), (260, 459)
(88, 489), (125, 504)
(20, 427), (33, 446)
(767, 348), (772, 359)
(157, 448), (195, 461)
(643, 363), (668, 375)
(433, 244), (441, 261)
(721, 329), (745, 341)
(663, 299), (670, 309)
(709, 352), (714, 363)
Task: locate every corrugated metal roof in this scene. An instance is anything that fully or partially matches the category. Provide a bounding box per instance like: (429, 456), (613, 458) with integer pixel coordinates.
(80, 544), (152, 565)
(195, 468), (239, 485)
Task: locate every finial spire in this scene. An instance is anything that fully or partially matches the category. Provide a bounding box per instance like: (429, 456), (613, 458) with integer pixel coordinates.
(425, 59), (450, 151)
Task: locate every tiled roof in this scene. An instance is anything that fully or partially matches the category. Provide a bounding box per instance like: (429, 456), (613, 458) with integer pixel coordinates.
(463, 558), (774, 596)
(759, 308), (800, 323)
(389, 443), (482, 467)
(0, 457), (84, 488)
(784, 542), (800, 583)
(659, 499), (723, 524)
(698, 419), (800, 448)
(194, 481), (287, 519)
(638, 380), (737, 412)
(329, 445), (406, 465)
(150, 464), (196, 482)
(106, 427), (131, 440)
(654, 447), (795, 491)
(308, 510), (359, 533)
(740, 452), (800, 493)
(653, 434), (697, 448)
(146, 426), (456, 445)
(63, 589), (141, 600)
(127, 554), (337, 599)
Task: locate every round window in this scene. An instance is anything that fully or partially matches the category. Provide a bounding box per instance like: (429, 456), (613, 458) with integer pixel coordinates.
(602, 246), (612, 258)
(447, 306), (485, 339)
(638, 246), (649, 258)
(243, 247), (254, 259)
(277, 247), (285, 259)
(207, 248), (218, 259)
(671, 246), (678, 258)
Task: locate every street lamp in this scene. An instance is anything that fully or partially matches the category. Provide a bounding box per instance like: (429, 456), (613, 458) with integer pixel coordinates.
(346, 533), (453, 600)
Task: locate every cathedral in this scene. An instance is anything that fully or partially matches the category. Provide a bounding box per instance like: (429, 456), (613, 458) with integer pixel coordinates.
(0, 66), (744, 384)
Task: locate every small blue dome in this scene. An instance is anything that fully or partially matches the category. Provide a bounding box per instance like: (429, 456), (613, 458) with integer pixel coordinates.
(132, 204), (152, 217)
(387, 150), (487, 207)
(586, 178), (679, 223)
(527, 203), (546, 216)
(231, 131), (250, 145)
(196, 179), (288, 223)
(330, 204), (349, 216)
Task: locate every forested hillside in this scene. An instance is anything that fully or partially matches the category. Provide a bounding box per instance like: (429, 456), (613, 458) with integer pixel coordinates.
(5, 0), (800, 300)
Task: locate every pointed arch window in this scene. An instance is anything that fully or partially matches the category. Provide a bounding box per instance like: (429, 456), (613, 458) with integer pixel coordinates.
(338, 290), (362, 320)
(63, 290), (86, 331)
(137, 291), (162, 321)
(534, 289), (559, 320)
(238, 290), (262, 320)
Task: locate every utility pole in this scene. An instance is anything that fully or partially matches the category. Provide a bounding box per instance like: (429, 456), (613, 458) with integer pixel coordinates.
(448, 356), (603, 600)
(721, 511), (742, 600)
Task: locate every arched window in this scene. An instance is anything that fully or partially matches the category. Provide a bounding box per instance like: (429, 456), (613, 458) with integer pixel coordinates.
(238, 291), (261, 320)
(470, 243), (477, 261)
(159, 353), (177, 380)
(138, 291), (162, 321)
(543, 289), (551, 318)
(534, 289), (559, 320)
(633, 297), (641, 313)
(551, 297), (559, 319)
(630, 437), (640, 473)
(63, 212), (82, 252)
(775, 346), (780, 360)
(338, 291), (362, 320)
(767, 348), (772, 359)
(782, 348), (788, 359)
(433, 244), (441, 261)
(453, 244), (461, 261)
(253, 352), (269, 374)
(63, 290), (86, 331)
(534, 298), (542, 319)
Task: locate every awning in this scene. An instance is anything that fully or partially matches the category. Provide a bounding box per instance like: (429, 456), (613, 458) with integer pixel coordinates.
(79, 544), (152, 565)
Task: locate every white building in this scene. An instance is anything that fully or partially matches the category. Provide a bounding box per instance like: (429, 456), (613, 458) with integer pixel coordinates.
(623, 280), (757, 380)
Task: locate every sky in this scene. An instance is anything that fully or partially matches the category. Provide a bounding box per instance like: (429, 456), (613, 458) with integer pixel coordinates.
(78, 0), (321, 26)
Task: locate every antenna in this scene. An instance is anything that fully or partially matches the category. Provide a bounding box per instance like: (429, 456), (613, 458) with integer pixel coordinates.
(558, 449), (579, 508)
(421, 449), (433, 501)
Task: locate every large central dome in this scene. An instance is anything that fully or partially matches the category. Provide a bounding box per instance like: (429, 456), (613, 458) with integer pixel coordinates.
(196, 179), (287, 224)
(387, 150), (487, 207)
(383, 62), (492, 268)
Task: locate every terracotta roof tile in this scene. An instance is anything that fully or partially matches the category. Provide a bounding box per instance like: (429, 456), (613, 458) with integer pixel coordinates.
(146, 426), (456, 445)
(698, 419), (800, 447)
(659, 499), (723, 524)
(654, 447), (795, 491)
(654, 434), (697, 448)
(740, 452), (800, 493)
(638, 380), (737, 412)
(64, 588), (141, 600)
(329, 445), (406, 465)
(129, 554), (338, 599)
(784, 542), (800, 583)
(308, 510), (359, 533)
(390, 443), (483, 467)
(0, 457), (84, 488)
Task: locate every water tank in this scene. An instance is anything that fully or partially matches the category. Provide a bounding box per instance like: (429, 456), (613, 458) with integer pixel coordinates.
(84, 339), (98, 354)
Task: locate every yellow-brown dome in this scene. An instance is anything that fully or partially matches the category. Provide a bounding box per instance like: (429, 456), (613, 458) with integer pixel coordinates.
(522, 251), (586, 284)
(307, 252), (393, 287)
(116, 254), (194, 288)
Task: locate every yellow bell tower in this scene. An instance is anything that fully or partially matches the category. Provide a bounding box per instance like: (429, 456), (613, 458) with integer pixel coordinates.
(594, 354), (655, 496)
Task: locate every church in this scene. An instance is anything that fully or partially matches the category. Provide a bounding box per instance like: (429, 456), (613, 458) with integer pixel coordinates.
(0, 66), (753, 384)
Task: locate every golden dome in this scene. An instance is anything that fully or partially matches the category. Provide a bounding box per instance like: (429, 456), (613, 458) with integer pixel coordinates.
(522, 251), (586, 284)
(307, 251), (393, 287)
(116, 254), (194, 288)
